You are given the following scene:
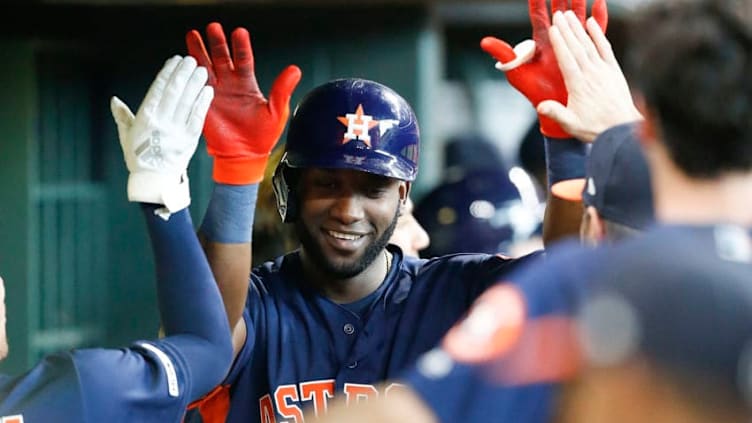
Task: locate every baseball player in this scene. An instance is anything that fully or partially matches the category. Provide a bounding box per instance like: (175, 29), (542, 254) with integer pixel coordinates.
(0, 55), (233, 422)
(314, 0), (752, 421)
(180, 1), (602, 419)
(414, 134), (542, 257)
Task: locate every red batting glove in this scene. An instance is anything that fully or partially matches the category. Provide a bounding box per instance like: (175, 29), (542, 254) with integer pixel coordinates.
(186, 22), (302, 184)
(480, 0), (608, 139)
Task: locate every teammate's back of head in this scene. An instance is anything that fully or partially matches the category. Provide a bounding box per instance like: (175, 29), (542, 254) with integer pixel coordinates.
(566, 225), (752, 423)
(624, 0), (752, 178)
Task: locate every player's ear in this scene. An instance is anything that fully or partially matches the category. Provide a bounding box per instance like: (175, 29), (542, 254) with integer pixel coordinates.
(633, 92), (658, 150)
(398, 182), (410, 216)
(590, 208), (606, 241)
(400, 182), (410, 203)
(581, 206), (604, 246)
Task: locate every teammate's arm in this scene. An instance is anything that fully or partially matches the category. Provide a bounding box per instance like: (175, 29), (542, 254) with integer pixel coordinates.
(538, 10), (643, 142)
(185, 22), (301, 357)
(480, 0), (609, 246)
(0, 56), (231, 421)
(110, 54), (234, 399)
(534, 10), (644, 246)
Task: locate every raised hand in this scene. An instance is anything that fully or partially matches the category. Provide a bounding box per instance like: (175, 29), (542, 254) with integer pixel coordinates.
(186, 22), (302, 184)
(111, 55), (213, 218)
(480, 0), (608, 138)
(537, 11), (643, 142)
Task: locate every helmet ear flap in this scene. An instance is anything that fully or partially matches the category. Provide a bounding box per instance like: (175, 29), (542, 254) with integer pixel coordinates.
(272, 156), (300, 223)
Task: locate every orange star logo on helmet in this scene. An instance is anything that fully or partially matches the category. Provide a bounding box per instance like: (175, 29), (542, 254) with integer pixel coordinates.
(337, 104), (379, 146)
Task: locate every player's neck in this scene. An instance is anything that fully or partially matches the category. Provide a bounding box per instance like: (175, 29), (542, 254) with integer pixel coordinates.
(652, 159), (752, 227)
(302, 249), (392, 304)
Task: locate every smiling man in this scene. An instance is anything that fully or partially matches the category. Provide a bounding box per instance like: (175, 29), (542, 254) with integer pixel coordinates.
(183, 18), (585, 421)
(187, 76), (565, 423)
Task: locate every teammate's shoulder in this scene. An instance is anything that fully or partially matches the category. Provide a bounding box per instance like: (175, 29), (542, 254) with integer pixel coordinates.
(611, 223), (749, 259)
(608, 223), (752, 271)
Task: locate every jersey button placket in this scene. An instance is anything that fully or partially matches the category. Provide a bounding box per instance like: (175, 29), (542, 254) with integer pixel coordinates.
(343, 323), (356, 335)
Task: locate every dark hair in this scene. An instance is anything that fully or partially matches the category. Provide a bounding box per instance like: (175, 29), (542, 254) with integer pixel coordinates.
(624, 0), (752, 178)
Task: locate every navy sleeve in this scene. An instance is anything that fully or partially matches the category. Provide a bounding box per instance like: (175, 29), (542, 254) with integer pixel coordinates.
(0, 345), (219, 422)
(0, 354), (85, 421)
(0, 207), (232, 422)
(70, 346), (191, 422)
(141, 204), (233, 399)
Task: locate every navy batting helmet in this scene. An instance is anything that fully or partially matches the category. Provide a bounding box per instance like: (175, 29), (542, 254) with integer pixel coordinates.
(273, 78), (420, 222)
(415, 169), (542, 256)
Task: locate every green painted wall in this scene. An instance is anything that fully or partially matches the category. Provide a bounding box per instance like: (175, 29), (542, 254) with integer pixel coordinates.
(0, 41), (35, 374)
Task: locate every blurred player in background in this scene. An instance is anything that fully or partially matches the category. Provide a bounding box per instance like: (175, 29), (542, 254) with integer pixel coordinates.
(0, 56), (233, 422)
(415, 134), (543, 257)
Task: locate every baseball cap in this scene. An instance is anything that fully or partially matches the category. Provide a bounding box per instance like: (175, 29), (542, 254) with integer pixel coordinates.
(580, 225), (752, 405)
(582, 123), (654, 230)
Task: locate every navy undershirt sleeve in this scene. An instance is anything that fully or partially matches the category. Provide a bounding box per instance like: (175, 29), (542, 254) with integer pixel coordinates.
(141, 204), (233, 399)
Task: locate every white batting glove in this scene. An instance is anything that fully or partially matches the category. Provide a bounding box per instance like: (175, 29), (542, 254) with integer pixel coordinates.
(110, 55), (214, 218)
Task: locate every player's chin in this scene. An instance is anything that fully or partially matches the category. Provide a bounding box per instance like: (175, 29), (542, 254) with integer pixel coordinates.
(325, 252), (365, 271)
(323, 252), (372, 278)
